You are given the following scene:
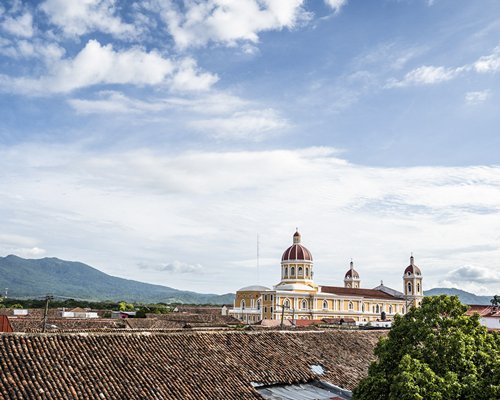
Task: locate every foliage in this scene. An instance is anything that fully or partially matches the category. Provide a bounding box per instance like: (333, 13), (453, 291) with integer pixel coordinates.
(491, 295), (500, 307)
(118, 301), (135, 311)
(10, 303), (24, 309)
(135, 303), (172, 318)
(353, 295), (500, 400)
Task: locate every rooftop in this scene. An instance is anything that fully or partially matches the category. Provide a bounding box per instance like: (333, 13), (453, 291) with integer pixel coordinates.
(0, 330), (384, 398)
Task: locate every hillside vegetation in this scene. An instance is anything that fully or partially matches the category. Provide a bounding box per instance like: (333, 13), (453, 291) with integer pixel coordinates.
(0, 255), (234, 304)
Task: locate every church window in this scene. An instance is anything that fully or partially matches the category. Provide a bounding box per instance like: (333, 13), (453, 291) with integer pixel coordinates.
(298, 266), (303, 276)
(376, 304), (380, 314)
(241, 300), (245, 310)
(301, 300), (307, 310)
(284, 267), (288, 277)
(322, 300), (328, 310)
(361, 303), (365, 312)
(291, 267), (295, 276)
(284, 299), (290, 309)
(389, 305), (393, 314)
(270, 307), (273, 313)
(417, 283), (420, 293)
(348, 301), (354, 311)
(264, 295), (268, 301)
(305, 267), (309, 277)
(407, 282), (412, 294)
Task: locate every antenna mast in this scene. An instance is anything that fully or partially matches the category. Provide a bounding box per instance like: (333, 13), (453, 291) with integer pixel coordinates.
(257, 234), (260, 284)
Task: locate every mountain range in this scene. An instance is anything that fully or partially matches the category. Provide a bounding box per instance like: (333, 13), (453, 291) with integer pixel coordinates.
(423, 287), (493, 305)
(0, 255), (234, 304)
(0, 255), (494, 305)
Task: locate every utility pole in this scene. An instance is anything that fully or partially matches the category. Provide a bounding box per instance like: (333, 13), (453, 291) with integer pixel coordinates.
(42, 294), (54, 333)
(280, 304), (288, 329)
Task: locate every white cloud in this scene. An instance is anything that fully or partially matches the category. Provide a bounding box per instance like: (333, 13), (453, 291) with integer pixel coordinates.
(13, 247), (47, 258)
(474, 46), (500, 73)
(160, 0), (309, 49)
(39, 0), (136, 38)
(325, 0), (348, 14)
(388, 65), (463, 87)
(1, 144), (500, 293)
(189, 109), (290, 140)
(1, 11), (34, 38)
(465, 90), (491, 105)
(446, 265), (500, 284)
(69, 91), (248, 115)
(141, 261), (204, 274)
(0, 39), (217, 94)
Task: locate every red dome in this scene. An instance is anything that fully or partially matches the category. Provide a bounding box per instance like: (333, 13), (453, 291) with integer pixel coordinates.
(345, 269), (359, 279)
(344, 261), (359, 279)
(404, 256), (421, 275)
(281, 244), (313, 261)
(281, 230), (313, 261)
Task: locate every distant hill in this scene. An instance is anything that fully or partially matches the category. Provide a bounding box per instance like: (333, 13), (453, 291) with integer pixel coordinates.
(0, 255), (235, 304)
(424, 287), (493, 305)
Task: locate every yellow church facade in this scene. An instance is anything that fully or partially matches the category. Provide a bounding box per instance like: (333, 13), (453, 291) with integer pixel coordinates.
(230, 230), (423, 324)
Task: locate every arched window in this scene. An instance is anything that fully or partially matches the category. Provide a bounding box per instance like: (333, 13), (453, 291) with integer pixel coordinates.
(323, 300), (328, 310)
(284, 267), (288, 278)
(298, 266), (303, 276)
(291, 267), (295, 276)
(257, 300), (261, 310)
(375, 304), (380, 314)
(389, 305), (393, 314)
(301, 300), (307, 310)
(348, 301), (354, 311)
(407, 282), (412, 294)
(361, 303), (365, 312)
(241, 300), (245, 310)
(417, 283), (420, 293)
(283, 299), (290, 309)
(305, 267), (309, 277)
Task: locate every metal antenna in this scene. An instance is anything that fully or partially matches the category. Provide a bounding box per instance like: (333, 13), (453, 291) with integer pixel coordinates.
(257, 234), (260, 284)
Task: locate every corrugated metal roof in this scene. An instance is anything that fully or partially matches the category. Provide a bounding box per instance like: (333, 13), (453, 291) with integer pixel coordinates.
(256, 381), (351, 400)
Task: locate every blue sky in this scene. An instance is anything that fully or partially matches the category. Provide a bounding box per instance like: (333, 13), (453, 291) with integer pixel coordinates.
(1, 0), (499, 296)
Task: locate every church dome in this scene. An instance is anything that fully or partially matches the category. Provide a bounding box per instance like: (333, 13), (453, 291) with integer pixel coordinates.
(281, 230), (313, 262)
(404, 255), (421, 275)
(345, 261), (359, 279)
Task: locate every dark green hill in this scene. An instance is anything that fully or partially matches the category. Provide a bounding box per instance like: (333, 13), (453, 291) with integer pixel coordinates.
(424, 287), (493, 305)
(0, 255), (234, 304)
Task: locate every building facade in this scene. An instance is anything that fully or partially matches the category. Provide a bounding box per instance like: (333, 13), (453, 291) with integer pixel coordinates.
(230, 230), (424, 324)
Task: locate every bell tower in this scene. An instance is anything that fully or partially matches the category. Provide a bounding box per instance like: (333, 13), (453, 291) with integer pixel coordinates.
(403, 254), (423, 308)
(344, 260), (360, 288)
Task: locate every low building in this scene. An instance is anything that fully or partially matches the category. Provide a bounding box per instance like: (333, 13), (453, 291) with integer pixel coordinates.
(466, 305), (500, 330)
(231, 230), (424, 324)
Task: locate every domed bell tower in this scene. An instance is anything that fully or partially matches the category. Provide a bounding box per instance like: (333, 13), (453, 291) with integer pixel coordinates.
(403, 254), (423, 308)
(344, 260), (361, 288)
(280, 229), (314, 284)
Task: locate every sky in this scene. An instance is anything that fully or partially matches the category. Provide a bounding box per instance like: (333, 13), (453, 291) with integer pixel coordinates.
(0, 0), (499, 297)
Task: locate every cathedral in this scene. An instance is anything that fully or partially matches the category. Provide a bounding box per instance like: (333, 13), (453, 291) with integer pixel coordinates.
(230, 230), (423, 324)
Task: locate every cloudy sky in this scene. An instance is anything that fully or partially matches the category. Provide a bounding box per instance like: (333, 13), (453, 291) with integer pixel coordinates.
(1, 0), (499, 296)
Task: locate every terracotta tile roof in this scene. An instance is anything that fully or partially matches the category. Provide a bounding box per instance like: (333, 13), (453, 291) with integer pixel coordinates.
(149, 313), (240, 326)
(8, 317), (127, 333)
(0, 330), (384, 398)
(320, 286), (399, 300)
(466, 305), (500, 318)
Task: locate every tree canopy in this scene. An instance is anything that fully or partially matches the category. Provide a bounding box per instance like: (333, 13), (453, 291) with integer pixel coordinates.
(353, 295), (500, 400)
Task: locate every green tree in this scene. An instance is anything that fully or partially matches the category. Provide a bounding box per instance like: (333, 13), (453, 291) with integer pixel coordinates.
(118, 301), (134, 311)
(353, 295), (500, 400)
(10, 303), (23, 309)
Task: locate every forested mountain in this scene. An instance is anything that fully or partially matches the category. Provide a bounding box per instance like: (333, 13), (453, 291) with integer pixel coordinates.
(0, 255), (234, 304)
